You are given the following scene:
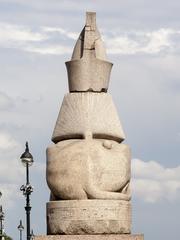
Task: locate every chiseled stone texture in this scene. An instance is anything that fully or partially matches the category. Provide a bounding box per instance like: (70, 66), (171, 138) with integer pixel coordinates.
(66, 53), (112, 92)
(46, 11), (134, 236)
(66, 12), (113, 92)
(46, 140), (131, 201)
(35, 235), (144, 240)
(47, 200), (131, 235)
(52, 93), (125, 144)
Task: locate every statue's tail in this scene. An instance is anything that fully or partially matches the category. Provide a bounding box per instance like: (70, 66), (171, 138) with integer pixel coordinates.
(85, 155), (131, 201)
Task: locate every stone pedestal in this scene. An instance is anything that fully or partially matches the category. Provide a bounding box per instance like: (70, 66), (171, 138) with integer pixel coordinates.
(47, 200), (131, 235)
(35, 235), (143, 240)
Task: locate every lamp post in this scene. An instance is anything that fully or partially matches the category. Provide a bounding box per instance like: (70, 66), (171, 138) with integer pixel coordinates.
(20, 142), (34, 240)
(17, 220), (24, 240)
(0, 205), (5, 240)
(30, 230), (34, 240)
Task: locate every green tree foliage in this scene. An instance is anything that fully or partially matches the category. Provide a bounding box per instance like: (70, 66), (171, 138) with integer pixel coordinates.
(0, 233), (13, 240)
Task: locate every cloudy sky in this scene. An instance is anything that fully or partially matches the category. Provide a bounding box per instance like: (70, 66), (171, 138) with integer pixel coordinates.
(0, 1), (179, 240)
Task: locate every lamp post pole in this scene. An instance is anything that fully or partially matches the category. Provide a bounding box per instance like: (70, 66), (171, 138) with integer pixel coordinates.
(0, 205), (4, 240)
(17, 220), (24, 240)
(20, 142), (34, 240)
(25, 162), (31, 240)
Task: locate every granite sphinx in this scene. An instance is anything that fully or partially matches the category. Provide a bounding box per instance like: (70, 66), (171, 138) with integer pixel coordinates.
(46, 12), (132, 235)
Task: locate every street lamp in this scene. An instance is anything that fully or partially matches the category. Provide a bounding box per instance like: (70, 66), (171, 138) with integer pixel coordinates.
(20, 142), (34, 240)
(17, 220), (24, 240)
(0, 205), (5, 240)
(30, 230), (34, 240)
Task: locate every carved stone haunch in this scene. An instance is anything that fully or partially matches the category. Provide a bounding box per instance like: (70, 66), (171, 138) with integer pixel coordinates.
(47, 200), (131, 235)
(46, 140), (131, 201)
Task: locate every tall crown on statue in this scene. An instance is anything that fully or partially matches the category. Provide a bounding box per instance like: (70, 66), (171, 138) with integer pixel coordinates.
(65, 12), (113, 92)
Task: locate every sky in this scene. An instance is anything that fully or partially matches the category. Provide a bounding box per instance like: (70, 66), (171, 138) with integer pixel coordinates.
(0, 0), (180, 240)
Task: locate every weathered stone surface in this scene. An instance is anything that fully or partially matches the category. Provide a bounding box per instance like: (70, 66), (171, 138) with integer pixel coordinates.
(45, 11), (135, 236)
(47, 200), (131, 235)
(66, 12), (113, 92)
(52, 93), (125, 144)
(47, 140), (131, 201)
(66, 57), (112, 93)
(35, 235), (144, 240)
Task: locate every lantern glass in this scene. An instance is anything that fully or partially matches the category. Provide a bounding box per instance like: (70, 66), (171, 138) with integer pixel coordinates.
(18, 221), (24, 231)
(21, 157), (33, 167)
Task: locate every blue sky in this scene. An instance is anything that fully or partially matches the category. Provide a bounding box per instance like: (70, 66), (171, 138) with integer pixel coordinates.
(0, 1), (180, 240)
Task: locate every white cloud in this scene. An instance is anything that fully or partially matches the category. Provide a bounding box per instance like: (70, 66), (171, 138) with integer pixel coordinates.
(0, 22), (47, 44)
(132, 159), (180, 203)
(104, 28), (180, 55)
(0, 132), (21, 153)
(24, 45), (72, 55)
(0, 22), (73, 55)
(42, 26), (78, 40)
(0, 92), (14, 111)
(0, 132), (24, 208)
(0, 184), (21, 209)
(0, 22), (180, 56)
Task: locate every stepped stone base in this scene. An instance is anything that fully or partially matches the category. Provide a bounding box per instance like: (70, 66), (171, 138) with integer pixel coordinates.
(35, 234), (143, 240)
(47, 200), (131, 235)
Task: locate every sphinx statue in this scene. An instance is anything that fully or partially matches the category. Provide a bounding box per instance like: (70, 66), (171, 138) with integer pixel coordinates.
(46, 12), (131, 235)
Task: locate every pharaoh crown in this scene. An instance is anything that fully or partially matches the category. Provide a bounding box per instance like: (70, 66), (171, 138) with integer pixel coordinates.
(65, 12), (113, 92)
